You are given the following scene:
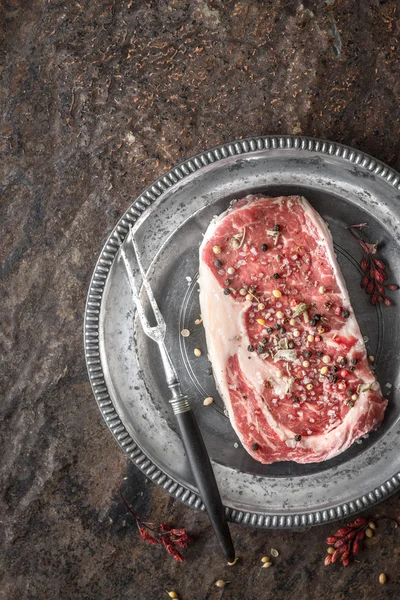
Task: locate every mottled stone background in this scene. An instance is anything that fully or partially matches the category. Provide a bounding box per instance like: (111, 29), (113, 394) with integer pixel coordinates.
(1, 0), (400, 598)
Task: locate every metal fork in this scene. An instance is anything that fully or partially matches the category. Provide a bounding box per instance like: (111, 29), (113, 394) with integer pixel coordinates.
(117, 227), (235, 563)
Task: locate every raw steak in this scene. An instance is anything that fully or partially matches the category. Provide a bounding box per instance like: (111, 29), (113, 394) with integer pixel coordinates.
(198, 195), (387, 464)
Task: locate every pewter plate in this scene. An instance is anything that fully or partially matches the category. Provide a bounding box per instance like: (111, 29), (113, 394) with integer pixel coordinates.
(85, 136), (400, 528)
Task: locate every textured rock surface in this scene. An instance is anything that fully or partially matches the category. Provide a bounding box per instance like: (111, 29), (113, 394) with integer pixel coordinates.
(1, 1), (400, 598)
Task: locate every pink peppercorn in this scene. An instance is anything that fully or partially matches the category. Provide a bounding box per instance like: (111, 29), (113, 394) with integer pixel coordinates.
(338, 381), (347, 391)
(334, 306), (342, 316)
(315, 335), (321, 342)
(340, 370), (348, 378)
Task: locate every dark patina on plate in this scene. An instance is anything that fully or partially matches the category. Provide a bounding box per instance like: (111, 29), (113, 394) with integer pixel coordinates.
(85, 136), (400, 528)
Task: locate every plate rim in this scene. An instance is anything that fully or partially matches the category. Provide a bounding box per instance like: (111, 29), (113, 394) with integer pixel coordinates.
(84, 135), (400, 528)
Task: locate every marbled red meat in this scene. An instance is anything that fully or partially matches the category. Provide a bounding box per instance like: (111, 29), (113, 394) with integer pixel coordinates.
(199, 195), (387, 464)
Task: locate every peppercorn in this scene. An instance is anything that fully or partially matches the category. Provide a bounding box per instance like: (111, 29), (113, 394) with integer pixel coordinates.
(346, 400), (355, 407)
(349, 366), (355, 372)
(248, 345), (254, 352)
(267, 327), (273, 334)
(280, 327), (286, 334)
(329, 375), (337, 383)
(257, 345), (264, 354)
(342, 310), (350, 318)
(225, 279), (231, 286)
(273, 224), (280, 231)
(273, 273), (279, 279)
(294, 434), (302, 441)
(288, 341), (295, 349)
(223, 288), (231, 295)
(260, 337), (268, 345)
(292, 396), (300, 403)
(340, 358), (348, 366)
(310, 319), (316, 326)
(275, 324), (281, 330)
(214, 259), (222, 267)
(317, 351), (324, 358)
(248, 286), (256, 293)
(313, 314), (321, 321)
(303, 350), (312, 358)
(351, 358), (358, 365)
(260, 243), (268, 252)
(347, 389), (353, 396)
(252, 443), (259, 451)
(331, 365), (338, 373)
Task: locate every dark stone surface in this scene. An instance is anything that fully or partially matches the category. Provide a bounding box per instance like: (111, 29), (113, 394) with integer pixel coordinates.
(1, 1), (400, 598)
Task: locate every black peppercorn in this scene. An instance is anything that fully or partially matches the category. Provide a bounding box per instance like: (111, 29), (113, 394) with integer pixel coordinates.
(248, 345), (254, 352)
(310, 319), (316, 326)
(303, 350), (312, 358)
(317, 351), (324, 358)
(313, 314), (321, 321)
(252, 443), (259, 451)
(273, 273), (280, 279)
(267, 327), (273, 334)
(342, 310), (350, 318)
(351, 358), (358, 365)
(331, 365), (338, 373)
(340, 358), (348, 366)
(292, 396), (300, 403)
(248, 285), (256, 293)
(349, 366), (355, 372)
(257, 345), (264, 354)
(329, 375), (337, 383)
(260, 244), (268, 252)
(224, 279), (231, 286)
(347, 389), (353, 396)
(273, 224), (280, 232)
(280, 327), (286, 334)
(346, 400), (355, 408)
(294, 434), (302, 442)
(260, 337), (268, 345)
(275, 323), (281, 330)
(223, 288), (231, 295)
(214, 259), (222, 268)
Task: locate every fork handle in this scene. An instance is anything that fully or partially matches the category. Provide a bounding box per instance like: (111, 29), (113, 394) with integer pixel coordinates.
(170, 389), (235, 563)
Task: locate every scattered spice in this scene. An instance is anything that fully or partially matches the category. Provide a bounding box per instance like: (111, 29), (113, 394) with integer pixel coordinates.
(180, 329), (190, 337)
(347, 223), (399, 306)
(194, 318), (202, 325)
(119, 480), (194, 562)
(167, 593), (179, 599)
(324, 515), (399, 567)
(194, 348), (202, 357)
(252, 443), (259, 451)
(261, 556), (270, 563)
(203, 397), (214, 406)
(223, 288), (231, 295)
(379, 573), (387, 585)
(260, 243), (268, 252)
(214, 259), (222, 268)
(213, 245), (222, 255)
(215, 580), (230, 588)
(272, 289), (282, 298)
(294, 434), (302, 442)
(227, 267), (236, 275)
(270, 548), (279, 557)
(227, 557), (239, 566)
(262, 562), (273, 568)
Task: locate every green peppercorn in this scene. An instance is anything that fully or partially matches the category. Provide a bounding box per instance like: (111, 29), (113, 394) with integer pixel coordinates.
(342, 310), (350, 318)
(303, 350), (312, 358)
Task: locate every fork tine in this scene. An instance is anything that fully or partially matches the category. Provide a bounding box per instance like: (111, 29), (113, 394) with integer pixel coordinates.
(115, 230), (155, 336)
(128, 228), (166, 329)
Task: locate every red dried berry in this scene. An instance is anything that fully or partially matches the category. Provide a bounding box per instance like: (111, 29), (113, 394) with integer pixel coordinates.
(160, 523), (172, 531)
(356, 530), (365, 541)
(334, 538), (346, 549)
(375, 270), (387, 283)
(360, 258), (369, 272)
(384, 297), (393, 307)
(138, 527), (159, 545)
(335, 527), (351, 536)
(353, 518), (367, 526)
(374, 258), (386, 270)
(376, 283), (385, 294)
(371, 295), (378, 306)
(366, 281), (374, 295)
(361, 275), (369, 289)
(346, 530), (357, 540)
(341, 551), (350, 561)
(342, 558), (350, 567)
(334, 305), (342, 316)
(353, 541), (360, 555)
(331, 549), (340, 563)
(326, 537), (337, 544)
(325, 555), (332, 566)
(386, 284), (399, 291)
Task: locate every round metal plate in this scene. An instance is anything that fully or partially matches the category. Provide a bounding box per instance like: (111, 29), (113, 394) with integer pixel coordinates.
(85, 136), (400, 528)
